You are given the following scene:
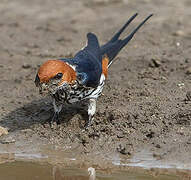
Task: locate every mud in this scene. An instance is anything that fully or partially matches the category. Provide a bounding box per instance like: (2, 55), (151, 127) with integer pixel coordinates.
(0, 0), (191, 172)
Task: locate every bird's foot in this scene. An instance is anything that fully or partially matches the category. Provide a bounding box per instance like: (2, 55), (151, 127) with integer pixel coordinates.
(49, 112), (60, 127)
(84, 115), (94, 129)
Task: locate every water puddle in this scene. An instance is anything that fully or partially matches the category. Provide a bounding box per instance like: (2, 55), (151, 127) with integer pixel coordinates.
(0, 161), (181, 180)
(0, 139), (190, 179)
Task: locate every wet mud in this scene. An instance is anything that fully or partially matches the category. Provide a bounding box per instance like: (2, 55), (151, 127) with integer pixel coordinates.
(0, 0), (191, 174)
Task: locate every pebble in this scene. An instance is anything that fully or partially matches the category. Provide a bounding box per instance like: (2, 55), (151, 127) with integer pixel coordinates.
(186, 91), (191, 101)
(155, 144), (161, 148)
(153, 153), (162, 160)
(0, 126), (8, 137)
(78, 134), (89, 145)
(57, 37), (66, 42)
(172, 30), (185, 37)
(176, 42), (180, 47)
(177, 83), (184, 88)
(22, 63), (31, 69)
(0, 136), (15, 144)
(117, 144), (131, 155)
(149, 58), (161, 68)
(117, 132), (125, 138)
(187, 139), (191, 144)
(186, 67), (191, 75)
(14, 78), (22, 84)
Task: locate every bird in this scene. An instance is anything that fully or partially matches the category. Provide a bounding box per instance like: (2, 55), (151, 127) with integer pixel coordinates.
(35, 13), (153, 127)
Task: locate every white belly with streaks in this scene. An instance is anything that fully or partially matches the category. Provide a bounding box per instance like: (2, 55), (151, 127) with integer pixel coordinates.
(68, 74), (105, 103)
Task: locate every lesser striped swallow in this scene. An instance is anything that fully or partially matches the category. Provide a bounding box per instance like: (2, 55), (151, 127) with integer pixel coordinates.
(35, 13), (153, 127)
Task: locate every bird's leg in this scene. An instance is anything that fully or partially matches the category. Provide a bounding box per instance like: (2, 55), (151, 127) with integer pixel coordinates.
(51, 111), (59, 124)
(50, 99), (62, 125)
(85, 98), (97, 128)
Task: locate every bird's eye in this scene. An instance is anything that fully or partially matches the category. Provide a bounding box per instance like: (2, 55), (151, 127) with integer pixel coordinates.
(77, 74), (82, 80)
(54, 73), (63, 79)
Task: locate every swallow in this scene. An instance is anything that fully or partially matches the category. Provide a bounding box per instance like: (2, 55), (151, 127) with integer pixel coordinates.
(35, 13), (153, 127)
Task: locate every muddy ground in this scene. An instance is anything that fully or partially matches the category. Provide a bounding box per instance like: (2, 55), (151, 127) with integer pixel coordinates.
(0, 0), (191, 170)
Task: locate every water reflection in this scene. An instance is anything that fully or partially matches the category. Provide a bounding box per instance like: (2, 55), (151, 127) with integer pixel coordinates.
(52, 166), (89, 180)
(0, 161), (182, 180)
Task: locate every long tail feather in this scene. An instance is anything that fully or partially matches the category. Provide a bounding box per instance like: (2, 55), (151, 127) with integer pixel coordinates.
(100, 14), (153, 67)
(108, 13), (138, 43)
(119, 14), (153, 48)
(101, 13), (138, 51)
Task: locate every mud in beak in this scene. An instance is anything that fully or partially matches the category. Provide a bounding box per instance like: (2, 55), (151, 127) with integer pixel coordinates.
(34, 74), (48, 95)
(34, 74), (40, 87)
(35, 73), (70, 100)
(39, 83), (49, 95)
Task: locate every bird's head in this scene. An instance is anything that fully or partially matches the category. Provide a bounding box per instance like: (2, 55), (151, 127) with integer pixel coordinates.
(34, 60), (76, 95)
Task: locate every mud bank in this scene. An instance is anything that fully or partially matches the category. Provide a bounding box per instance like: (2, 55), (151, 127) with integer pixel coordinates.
(0, 0), (191, 174)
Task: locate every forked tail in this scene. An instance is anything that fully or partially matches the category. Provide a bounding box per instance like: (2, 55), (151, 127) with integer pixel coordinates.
(100, 13), (153, 67)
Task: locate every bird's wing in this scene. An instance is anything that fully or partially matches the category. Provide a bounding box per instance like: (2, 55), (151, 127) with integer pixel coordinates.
(64, 33), (102, 88)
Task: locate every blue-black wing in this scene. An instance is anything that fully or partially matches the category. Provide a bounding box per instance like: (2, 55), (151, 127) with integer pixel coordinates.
(61, 33), (102, 88)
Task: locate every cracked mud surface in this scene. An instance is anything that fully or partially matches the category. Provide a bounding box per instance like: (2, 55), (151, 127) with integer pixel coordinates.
(0, 0), (191, 170)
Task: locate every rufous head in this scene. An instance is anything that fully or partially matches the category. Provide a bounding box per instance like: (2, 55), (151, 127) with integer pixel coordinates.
(35, 60), (76, 95)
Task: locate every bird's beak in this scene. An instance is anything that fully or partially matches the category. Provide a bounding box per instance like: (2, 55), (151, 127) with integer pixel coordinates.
(34, 74), (48, 95)
(34, 74), (40, 87)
